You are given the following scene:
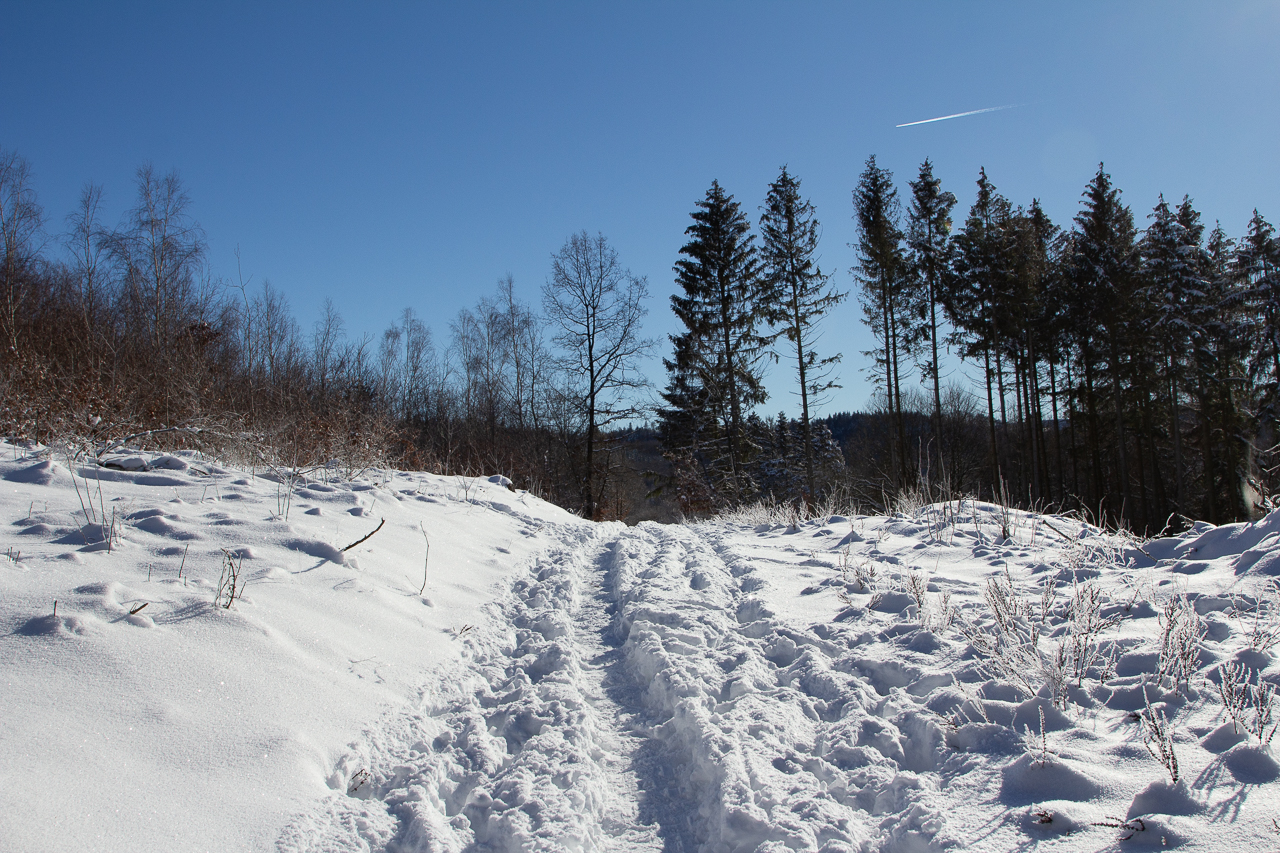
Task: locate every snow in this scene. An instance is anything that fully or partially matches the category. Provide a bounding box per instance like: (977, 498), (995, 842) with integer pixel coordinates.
(3, 442), (1280, 851)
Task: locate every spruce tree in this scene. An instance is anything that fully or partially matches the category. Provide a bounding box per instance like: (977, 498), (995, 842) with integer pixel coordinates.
(759, 166), (847, 500)
(662, 180), (766, 498)
(1202, 223), (1251, 520)
(1069, 164), (1138, 523)
(1188, 222), (1248, 521)
(999, 201), (1057, 504)
(1240, 211), (1280, 418)
(1140, 195), (1206, 511)
(1034, 211), (1072, 503)
(904, 159), (957, 477)
(852, 156), (910, 489)
(947, 168), (1013, 488)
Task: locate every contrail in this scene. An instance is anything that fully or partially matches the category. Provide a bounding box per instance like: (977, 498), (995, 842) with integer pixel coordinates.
(896, 104), (1021, 128)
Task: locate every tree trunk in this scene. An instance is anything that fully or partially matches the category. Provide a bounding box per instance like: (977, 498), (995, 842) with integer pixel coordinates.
(928, 279), (943, 483)
(888, 293), (909, 490)
(1109, 331), (1131, 527)
(983, 343), (999, 495)
(1049, 359), (1065, 504)
(1082, 350), (1103, 513)
(1200, 381), (1217, 523)
(1169, 357), (1183, 512)
(793, 287), (815, 500)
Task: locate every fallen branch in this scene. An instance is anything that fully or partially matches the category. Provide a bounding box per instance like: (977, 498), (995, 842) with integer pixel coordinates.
(129, 602), (148, 615)
(343, 518), (385, 552)
(1040, 519), (1073, 541)
(96, 425), (210, 459)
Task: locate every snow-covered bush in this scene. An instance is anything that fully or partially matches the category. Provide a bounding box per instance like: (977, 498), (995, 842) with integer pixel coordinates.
(1241, 579), (1280, 653)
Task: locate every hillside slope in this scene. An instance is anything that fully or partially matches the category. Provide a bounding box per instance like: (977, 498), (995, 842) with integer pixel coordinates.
(3, 443), (1279, 851)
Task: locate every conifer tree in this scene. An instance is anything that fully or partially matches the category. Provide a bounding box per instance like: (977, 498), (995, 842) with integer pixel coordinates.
(662, 180), (766, 497)
(1140, 195), (1206, 510)
(759, 167), (846, 499)
(1000, 201), (1056, 503)
(852, 156), (910, 488)
(1189, 223), (1247, 521)
(1240, 211), (1280, 418)
(1034, 211), (1072, 502)
(947, 168), (1013, 486)
(904, 159), (957, 475)
(1069, 164), (1138, 522)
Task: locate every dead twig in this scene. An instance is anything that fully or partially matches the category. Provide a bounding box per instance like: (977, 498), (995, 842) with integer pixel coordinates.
(1092, 815), (1145, 841)
(418, 522), (430, 594)
(342, 518), (385, 553)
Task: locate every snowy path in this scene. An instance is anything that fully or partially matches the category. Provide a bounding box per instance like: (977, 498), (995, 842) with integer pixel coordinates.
(571, 537), (664, 853)
(282, 520), (954, 853)
(279, 521), (665, 852)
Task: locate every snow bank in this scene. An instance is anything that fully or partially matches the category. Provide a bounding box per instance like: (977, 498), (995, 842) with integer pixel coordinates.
(0, 443), (576, 852)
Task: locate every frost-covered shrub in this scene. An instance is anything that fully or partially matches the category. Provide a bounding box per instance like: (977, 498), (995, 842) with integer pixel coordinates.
(1216, 661), (1278, 745)
(958, 570), (1122, 710)
(1157, 595), (1205, 693)
(1139, 693), (1180, 784)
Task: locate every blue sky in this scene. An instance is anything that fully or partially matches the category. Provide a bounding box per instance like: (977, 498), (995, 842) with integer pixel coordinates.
(3, 1), (1278, 414)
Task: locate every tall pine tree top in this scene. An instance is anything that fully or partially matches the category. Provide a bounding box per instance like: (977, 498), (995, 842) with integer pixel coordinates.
(1071, 164), (1137, 301)
(904, 158), (957, 376)
(1238, 210), (1280, 405)
(759, 166), (846, 499)
(759, 167), (824, 313)
(946, 167), (1013, 359)
(1141, 194), (1207, 351)
(905, 158), (956, 294)
(661, 180), (767, 485)
(852, 156), (905, 292)
(758, 167), (845, 370)
(671, 180), (764, 369)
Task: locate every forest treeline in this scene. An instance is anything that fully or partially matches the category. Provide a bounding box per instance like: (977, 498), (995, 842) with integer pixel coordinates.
(660, 157), (1280, 533)
(846, 156), (1280, 533)
(3, 146), (1279, 530)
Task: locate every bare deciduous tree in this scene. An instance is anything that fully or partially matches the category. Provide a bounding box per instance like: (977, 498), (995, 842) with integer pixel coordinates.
(312, 298), (346, 400)
(497, 274), (547, 431)
(0, 149), (44, 359)
(63, 183), (106, 344)
(109, 165), (208, 356)
(543, 231), (653, 519)
(451, 293), (510, 445)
